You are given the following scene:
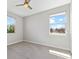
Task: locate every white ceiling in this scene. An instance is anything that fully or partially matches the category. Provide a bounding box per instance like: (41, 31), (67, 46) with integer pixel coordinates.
(8, 0), (71, 17)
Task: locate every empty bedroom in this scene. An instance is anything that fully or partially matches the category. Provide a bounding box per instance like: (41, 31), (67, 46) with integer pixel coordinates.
(7, 0), (72, 59)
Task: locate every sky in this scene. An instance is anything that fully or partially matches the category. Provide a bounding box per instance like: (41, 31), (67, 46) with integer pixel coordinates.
(7, 16), (15, 25)
(49, 14), (66, 29)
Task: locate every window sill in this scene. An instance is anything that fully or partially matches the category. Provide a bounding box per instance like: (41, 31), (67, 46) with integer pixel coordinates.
(49, 33), (66, 36)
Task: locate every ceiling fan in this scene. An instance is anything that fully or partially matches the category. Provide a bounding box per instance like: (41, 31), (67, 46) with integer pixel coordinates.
(16, 0), (32, 9)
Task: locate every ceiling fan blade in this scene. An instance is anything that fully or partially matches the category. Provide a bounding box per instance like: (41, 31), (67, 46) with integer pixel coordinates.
(28, 5), (32, 9)
(16, 4), (24, 6)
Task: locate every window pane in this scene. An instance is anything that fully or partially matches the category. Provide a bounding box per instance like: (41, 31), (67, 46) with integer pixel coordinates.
(7, 16), (15, 33)
(49, 12), (66, 34)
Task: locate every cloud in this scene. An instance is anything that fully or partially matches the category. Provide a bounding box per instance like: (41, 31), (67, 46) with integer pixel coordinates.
(49, 19), (55, 24)
(56, 24), (65, 29)
(50, 24), (65, 29)
(59, 19), (63, 21)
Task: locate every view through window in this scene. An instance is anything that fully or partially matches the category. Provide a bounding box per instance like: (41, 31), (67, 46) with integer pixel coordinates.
(7, 16), (15, 33)
(49, 12), (66, 34)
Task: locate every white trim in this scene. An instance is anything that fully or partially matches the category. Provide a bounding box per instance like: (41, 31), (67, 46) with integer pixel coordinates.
(49, 33), (66, 36)
(7, 40), (23, 46)
(24, 40), (71, 51)
(49, 12), (67, 35)
(50, 12), (66, 17)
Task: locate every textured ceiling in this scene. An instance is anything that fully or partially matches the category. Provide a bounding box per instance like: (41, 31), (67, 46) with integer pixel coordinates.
(7, 0), (71, 17)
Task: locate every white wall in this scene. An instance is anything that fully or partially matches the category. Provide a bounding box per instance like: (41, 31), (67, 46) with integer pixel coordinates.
(23, 4), (71, 51)
(7, 12), (23, 45)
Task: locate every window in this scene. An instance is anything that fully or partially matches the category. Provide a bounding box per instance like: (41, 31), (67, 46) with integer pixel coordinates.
(7, 16), (15, 33)
(49, 12), (66, 35)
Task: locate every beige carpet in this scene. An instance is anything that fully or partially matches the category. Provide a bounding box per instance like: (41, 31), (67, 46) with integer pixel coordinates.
(7, 41), (71, 59)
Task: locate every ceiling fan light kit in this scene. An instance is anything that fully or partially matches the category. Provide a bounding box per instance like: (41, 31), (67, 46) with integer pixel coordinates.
(16, 0), (32, 9)
(24, 4), (28, 8)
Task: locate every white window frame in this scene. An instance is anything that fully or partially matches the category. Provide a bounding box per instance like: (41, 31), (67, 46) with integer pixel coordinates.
(49, 12), (67, 36)
(7, 16), (16, 33)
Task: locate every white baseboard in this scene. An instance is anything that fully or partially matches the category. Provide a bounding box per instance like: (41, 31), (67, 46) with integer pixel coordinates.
(7, 40), (23, 46)
(7, 39), (71, 52)
(23, 40), (71, 52)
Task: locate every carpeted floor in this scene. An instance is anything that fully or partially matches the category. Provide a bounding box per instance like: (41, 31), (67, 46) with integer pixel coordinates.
(7, 41), (71, 59)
